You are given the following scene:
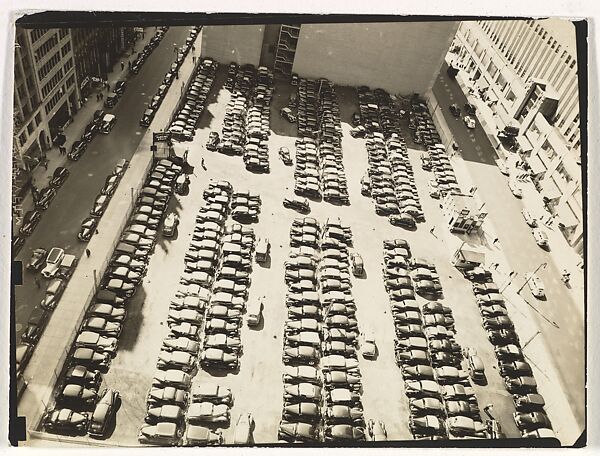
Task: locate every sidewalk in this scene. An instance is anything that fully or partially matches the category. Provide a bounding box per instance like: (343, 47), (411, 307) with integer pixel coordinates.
(14, 29), (155, 233)
(438, 153), (582, 444)
(21, 29), (201, 442)
(445, 55), (584, 313)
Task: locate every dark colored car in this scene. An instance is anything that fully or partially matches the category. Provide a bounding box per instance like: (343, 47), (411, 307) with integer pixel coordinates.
(27, 247), (47, 270)
(68, 140), (87, 161)
(50, 166), (70, 188)
(140, 108), (155, 127)
(104, 94), (119, 108)
(449, 103), (461, 117)
(88, 388), (120, 437)
(82, 123), (98, 143)
(206, 132), (220, 151)
(78, 216), (100, 242)
(21, 305), (49, 344)
(35, 187), (57, 210)
(12, 236), (25, 256)
(55, 384), (98, 408)
(114, 80), (127, 96)
(93, 109), (106, 127)
(19, 210), (42, 236)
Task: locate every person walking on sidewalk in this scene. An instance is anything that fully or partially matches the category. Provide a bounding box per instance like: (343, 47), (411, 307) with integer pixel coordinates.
(128, 60), (132, 70)
(429, 226), (437, 237)
(121, 61), (125, 71)
(201, 157), (206, 170)
(85, 248), (91, 257)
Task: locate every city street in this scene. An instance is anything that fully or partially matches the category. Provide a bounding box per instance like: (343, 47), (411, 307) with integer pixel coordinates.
(432, 66), (585, 431)
(14, 27), (192, 342)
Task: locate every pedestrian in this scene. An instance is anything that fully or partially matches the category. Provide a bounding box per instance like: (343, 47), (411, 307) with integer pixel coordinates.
(492, 237), (499, 245)
(175, 71), (179, 80)
(201, 157), (206, 170)
(429, 226), (436, 236)
(121, 61), (125, 71)
(34, 277), (41, 289)
(192, 55), (196, 64)
(192, 44), (195, 52)
(43, 158), (48, 170)
(128, 60), (132, 70)
(85, 248), (91, 257)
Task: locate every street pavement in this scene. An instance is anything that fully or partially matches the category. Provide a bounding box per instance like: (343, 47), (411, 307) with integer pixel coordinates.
(432, 67), (585, 433)
(14, 27), (192, 343)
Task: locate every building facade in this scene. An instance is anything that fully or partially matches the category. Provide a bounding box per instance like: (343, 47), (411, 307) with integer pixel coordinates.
(449, 20), (583, 254)
(201, 22), (459, 95)
(72, 27), (135, 98)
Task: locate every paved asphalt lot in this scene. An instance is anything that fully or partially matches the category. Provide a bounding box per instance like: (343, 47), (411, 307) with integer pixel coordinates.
(13, 27), (192, 342)
(66, 67), (529, 445)
(433, 66), (584, 430)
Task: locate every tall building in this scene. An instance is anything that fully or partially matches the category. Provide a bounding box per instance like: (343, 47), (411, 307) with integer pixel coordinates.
(72, 27), (135, 98)
(201, 22), (459, 95)
(13, 27), (79, 166)
(449, 20), (583, 254)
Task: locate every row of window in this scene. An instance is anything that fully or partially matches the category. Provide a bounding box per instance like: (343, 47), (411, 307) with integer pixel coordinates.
(41, 68), (64, 98)
(43, 72), (75, 115)
(34, 34), (58, 62)
(37, 51), (61, 81)
(30, 28), (49, 44)
(61, 41), (71, 58)
(16, 112), (42, 148)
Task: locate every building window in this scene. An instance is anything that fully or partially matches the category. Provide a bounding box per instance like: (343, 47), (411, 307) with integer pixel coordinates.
(61, 41), (71, 57)
(542, 141), (557, 160)
(64, 57), (73, 71)
(35, 112), (42, 124)
(555, 164), (572, 183)
(37, 51), (61, 80)
(66, 74), (75, 88)
(19, 132), (27, 146)
(59, 29), (69, 39)
(30, 28), (49, 43)
(41, 68), (64, 98)
(569, 60), (576, 70)
(34, 34), (59, 62)
(27, 121), (34, 134)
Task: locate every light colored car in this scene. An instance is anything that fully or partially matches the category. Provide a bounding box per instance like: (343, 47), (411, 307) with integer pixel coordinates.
(361, 331), (377, 359)
(163, 213), (179, 237)
(246, 298), (263, 327)
(508, 179), (523, 198)
(463, 115), (476, 129)
(521, 209), (538, 227)
(532, 228), (549, 248)
(525, 273), (545, 299)
(41, 247), (65, 278)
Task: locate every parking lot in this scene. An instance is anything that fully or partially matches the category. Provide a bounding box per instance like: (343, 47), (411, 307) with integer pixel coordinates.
(34, 64), (526, 445)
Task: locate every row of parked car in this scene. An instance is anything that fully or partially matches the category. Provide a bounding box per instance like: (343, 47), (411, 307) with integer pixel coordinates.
(138, 180), (255, 445)
(218, 64), (273, 173)
(361, 132), (425, 228)
(130, 26), (169, 76)
(42, 158), (183, 438)
(292, 79), (350, 205)
(167, 56), (218, 141)
(421, 143), (461, 199)
(382, 240), (498, 440)
(278, 218), (386, 443)
(77, 159), (129, 242)
(457, 262), (555, 439)
(408, 98), (441, 148)
(140, 28), (199, 128)
(351, 86), (403, 139)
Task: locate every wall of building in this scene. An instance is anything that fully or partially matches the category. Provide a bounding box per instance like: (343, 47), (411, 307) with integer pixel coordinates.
(201, 25), (265, 66)
(291, 22), (458, 94)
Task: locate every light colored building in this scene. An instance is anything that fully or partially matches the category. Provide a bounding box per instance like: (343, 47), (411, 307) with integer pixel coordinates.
(449, 19), (582, 254)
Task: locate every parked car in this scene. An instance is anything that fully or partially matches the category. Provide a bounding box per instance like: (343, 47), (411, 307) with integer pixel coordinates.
(532, 228), (549, 248)
(88, 388), (120, 437)
(138, 422), (183, 446)
(44, 409), (89, 435)
(41, 247), (65, 278)
(68, 140), (87, 160)
(508, 179), (523, 198)
(521, 209), (538, 227)
(232, 413), (254, 444)
(27, 247), (47, 270)
(50, 166), (70, 188)
(526, 272), (546, 298)
(55, 384), (98, 408)
(463, 115), (476, 129)
(163, 213), (179, 237)
(20, 210), (42, 236)
(35, 187), (57, 210)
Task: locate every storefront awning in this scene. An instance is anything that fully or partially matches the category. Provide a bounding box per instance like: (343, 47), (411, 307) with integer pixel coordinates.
(541, 178), (562, 200)
(527, 154), (547, 175)
(516, 135), (533, 153)
(557, 203), (580, 228)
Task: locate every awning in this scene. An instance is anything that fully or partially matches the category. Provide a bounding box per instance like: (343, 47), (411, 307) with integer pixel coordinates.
(476, 78), (490, 90)
(557, 203), (580, 228)
(516, 135), (533, 153)
(527, 154), (547, 175)
(541, 178), (562, 200)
